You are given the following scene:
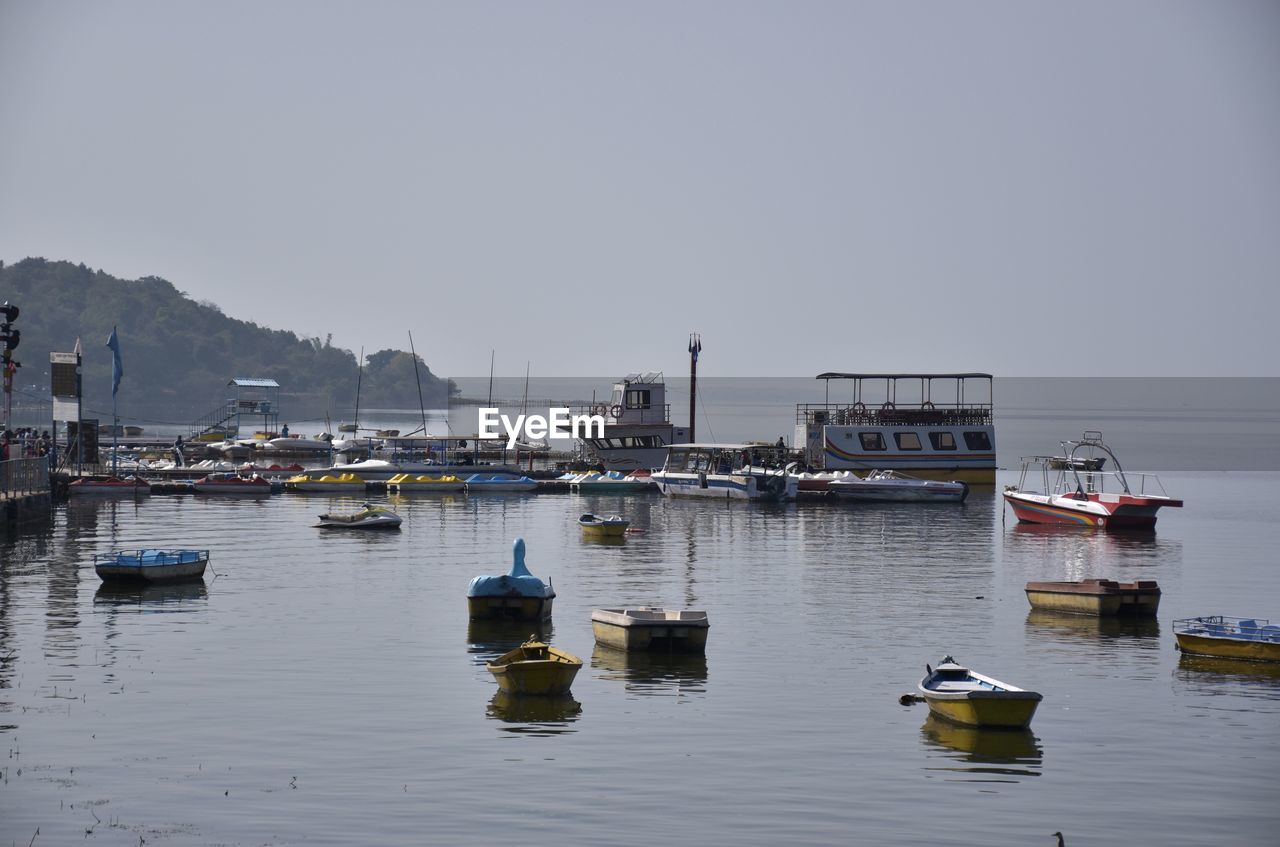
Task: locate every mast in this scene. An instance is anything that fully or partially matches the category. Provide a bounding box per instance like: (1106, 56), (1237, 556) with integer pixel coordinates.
(486, 350), (495, 406)
(688, 332), (701, 443)
(408, 331), (430, 459)
(353, 346), (364, 432)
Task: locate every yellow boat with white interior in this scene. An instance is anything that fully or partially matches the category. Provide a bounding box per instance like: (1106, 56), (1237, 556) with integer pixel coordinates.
(917, 656), (1042, 729)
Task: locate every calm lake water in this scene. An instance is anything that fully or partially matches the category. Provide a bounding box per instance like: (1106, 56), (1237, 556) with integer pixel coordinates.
(3, 385), (1279, 845)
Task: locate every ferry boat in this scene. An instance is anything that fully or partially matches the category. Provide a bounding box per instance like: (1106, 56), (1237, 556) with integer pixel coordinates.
(1003, 432), (1182, 529)
(651, 443), (797, 501)
(795, 373), (996, 485)
(576, 373), (690, 472)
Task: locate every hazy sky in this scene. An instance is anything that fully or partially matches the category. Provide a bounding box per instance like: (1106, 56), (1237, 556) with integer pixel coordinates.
(2, 1), (1277, 378)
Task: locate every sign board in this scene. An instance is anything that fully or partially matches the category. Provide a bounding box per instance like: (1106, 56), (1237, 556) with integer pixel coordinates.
(50, 352), (81, 398)
(67, 419), (100, 464)
(52, 397), (79, 422)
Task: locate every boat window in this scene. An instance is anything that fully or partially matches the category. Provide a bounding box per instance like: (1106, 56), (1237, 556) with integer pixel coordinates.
(963, 431), (992, 451)
(894, 432), (922, 451)
(859, 432), (886, 451)
(625, 389), (651, 409)
(929, 431), (956, 451)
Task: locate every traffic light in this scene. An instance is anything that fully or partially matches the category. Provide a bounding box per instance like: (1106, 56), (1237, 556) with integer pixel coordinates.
(1, 301), (17, 354)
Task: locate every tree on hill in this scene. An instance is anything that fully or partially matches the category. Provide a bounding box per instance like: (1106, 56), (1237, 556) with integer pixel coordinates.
(0, 258), (451, 425)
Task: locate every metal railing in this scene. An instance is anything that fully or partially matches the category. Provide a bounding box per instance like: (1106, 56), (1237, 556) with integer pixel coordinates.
(1, 456), (51, 496)
(795, 402), (993, 427)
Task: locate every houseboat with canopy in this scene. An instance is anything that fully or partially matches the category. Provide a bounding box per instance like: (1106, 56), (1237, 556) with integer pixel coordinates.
(794, 373), (996, 485)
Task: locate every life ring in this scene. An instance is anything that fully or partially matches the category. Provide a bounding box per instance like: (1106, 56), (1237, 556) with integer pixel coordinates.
(921, 401), (935, 410)
(881, 402), (895, 412)
(851, 401), (866, 414)
(609, 404), (623, 420)
(591, 403), (608, 418)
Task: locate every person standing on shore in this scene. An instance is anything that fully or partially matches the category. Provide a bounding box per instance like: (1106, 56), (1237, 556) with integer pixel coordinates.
(173, 434), (186, 467)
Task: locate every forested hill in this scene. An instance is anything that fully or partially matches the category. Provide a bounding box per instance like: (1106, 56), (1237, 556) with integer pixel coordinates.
(0, 258), (454, 424)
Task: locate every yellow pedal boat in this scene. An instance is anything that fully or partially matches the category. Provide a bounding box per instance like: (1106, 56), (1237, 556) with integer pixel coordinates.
(386, 473), (465, 493)
(284, 472), (367, 492)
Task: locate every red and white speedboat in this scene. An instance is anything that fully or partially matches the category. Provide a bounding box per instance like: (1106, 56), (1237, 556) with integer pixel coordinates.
(192, 472), (273, 495)
(1003, 432), (1181, 529)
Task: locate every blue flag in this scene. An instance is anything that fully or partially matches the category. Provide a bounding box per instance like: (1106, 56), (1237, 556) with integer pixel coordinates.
(106, 326), (123, 396)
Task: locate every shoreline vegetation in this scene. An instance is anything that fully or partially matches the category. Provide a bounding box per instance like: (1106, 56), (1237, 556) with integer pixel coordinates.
(0, 257), (458, 423)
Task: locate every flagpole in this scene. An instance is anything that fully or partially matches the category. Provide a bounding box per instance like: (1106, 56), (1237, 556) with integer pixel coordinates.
(107, 327), (122, 477)
(112, 388), (119, 476)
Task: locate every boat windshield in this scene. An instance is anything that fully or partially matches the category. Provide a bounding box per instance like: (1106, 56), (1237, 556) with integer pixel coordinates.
(663, 445), (787, 474)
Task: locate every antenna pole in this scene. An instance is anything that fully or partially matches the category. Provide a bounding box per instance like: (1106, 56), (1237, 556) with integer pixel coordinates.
(688, 332), (701, 443)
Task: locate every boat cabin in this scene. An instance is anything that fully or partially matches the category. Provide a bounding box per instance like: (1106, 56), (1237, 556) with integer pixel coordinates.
(660, 443), (787, 474)
(795, 373), (996, 484)
(600, 372), (672, 425)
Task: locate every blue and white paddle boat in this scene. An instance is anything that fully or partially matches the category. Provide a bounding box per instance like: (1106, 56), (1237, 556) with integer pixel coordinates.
(464, 473), (538, 493)
(93, 549), (210, 585)
(467, 538), (556, 621)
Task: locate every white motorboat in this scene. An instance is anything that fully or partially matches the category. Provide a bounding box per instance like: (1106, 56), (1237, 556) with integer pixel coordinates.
(258, 435), (335, 454)
(650, 444), (797, 502)
(827, 469), (968, 503)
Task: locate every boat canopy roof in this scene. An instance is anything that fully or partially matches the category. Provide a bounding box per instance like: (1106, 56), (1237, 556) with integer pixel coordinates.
(816, 372), (992, 381)
(666, 442), (769, 450)
(228, 377), (281, 387)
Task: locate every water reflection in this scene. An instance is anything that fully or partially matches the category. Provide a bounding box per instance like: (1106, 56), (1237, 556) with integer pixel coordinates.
(591, 646), (708, 698)
(1173, 654), (1280, 707)
(466, 619), (553, 665)
(93, 581), (210, 608)
(1002, 522), (1181, 584)
(1025, 609), (1161, 645)
(486, 690), (581, 735)
(919, 715), (1043, 781)
(580, 534), (627, 546)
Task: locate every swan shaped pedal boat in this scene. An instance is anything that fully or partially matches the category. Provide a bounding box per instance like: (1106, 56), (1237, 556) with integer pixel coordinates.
(314, 503), (402, 529)
(467, 538), (556, 620)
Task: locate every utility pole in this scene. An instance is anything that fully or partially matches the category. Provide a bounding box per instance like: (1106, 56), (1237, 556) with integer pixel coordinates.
(1, 301), (20, 430)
